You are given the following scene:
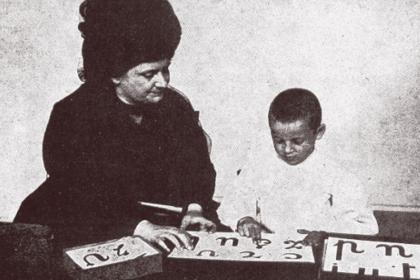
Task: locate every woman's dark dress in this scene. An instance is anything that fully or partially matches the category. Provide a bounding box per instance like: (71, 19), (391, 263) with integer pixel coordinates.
(14, 83), (216, 249)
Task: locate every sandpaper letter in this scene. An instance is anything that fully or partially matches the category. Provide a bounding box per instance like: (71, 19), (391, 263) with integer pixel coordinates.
(83, 253), (110, 267)
(197, 250), (217, 257)
(282, 253), (302, 260)
(284, 239), (304, 249)
(334, 240), (364, 261)
(376, 244), (413, 258)
(113, 244), (129, 257)
(240, 251), (262, 258)
(403, 263), (416, 280)
(256, 238), (271, 249)
(217, 237), (239, 247)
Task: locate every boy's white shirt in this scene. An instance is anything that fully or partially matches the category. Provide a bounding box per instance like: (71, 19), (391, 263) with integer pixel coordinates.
(218, 133), (379, 236)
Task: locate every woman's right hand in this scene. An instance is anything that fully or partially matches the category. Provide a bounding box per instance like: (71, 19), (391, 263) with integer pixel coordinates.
(133, 220), (193, 252)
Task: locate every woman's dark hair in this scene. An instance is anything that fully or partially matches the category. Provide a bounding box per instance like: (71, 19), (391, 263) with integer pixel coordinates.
(78, 0), (182, 84)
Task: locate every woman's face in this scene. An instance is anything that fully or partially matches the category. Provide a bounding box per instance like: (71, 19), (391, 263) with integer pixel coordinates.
(113, 58), (171, 105)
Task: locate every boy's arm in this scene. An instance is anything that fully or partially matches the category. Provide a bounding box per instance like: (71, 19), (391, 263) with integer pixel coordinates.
(217, 167), (258, 231)
(335, 208), (378, 235)
(331, 178), (379, 235)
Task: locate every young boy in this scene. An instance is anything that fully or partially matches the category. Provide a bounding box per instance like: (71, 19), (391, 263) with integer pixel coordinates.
(217, 88), (378, 245)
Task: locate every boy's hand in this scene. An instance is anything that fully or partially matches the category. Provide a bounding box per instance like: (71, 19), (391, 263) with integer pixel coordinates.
(237, 216), (262, 241)
(299, 229), (327, 247)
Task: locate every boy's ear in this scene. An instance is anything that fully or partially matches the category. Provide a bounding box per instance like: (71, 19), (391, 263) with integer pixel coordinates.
(315, 124), (326, 140)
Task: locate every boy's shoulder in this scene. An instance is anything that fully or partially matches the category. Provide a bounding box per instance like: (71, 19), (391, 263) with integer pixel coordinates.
(311, 152), (365, 192)
(315, 152), (357, 177)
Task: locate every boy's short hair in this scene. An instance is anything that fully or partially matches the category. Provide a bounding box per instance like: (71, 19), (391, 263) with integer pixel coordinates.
(268, 88), (322, 130)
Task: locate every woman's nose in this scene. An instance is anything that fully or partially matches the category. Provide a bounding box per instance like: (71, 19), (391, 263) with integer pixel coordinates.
(154, 72), (169, 88)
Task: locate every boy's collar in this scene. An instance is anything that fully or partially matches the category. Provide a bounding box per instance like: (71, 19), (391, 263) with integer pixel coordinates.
(298, 149), (317, 167)
(276, 149), (318, 169)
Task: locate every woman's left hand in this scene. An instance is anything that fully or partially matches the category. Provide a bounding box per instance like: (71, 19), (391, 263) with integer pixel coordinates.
(180, 204), (216, 232)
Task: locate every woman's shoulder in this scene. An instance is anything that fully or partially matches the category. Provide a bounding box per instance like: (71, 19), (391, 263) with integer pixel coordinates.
(54, 83), (104, 109)
(159, 87), (199, 122)
(162, 87), (195, 111)
(52, 83), (116, 122)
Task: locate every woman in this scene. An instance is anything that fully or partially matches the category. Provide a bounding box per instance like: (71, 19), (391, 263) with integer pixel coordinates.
(15, 0), (217, 251)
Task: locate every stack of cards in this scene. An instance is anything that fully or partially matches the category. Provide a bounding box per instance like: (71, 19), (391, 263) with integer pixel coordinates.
(63, 236), (162, 280)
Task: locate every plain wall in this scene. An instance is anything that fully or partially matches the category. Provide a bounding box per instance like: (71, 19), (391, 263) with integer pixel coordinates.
(1, 0), (420, 221)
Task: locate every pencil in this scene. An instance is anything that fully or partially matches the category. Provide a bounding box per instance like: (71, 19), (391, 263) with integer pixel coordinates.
(256, 198), (261, 224)
(253, 198), (262, 244)
(138, 201), (183, 213)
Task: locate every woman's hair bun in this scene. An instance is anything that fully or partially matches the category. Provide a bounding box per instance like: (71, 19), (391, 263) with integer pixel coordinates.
(78, 0), (182, 84)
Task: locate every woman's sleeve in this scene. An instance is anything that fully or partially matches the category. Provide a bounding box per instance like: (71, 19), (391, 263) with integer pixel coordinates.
(179, 114), (216, 211)
(167, 94), (216, 214)
(43, 104), (71, 176)
(17, 104), (141, 247)
(43, 103), (100, 179)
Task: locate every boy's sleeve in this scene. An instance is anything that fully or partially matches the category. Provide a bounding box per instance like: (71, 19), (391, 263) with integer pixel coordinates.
(330, 176), (379, 235)
(217, 165), (259, 231)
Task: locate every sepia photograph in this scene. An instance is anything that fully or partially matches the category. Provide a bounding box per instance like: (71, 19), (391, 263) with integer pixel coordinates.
(1, 0), (420, 279)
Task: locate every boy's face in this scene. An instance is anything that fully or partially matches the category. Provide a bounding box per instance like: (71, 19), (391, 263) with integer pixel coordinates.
(270, 118), (325, 166)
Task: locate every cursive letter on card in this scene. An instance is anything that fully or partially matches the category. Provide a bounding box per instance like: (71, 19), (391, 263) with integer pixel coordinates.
(113, 244), (129, 257)
(283, 253), (302, 260)
(83, 253), (110, 267)
(284, 239), (304, 249)
(376, 244), (413, 258)
(216, 237), (239, 247)
(240, 251), (262, 258)
(334, 240), (364, 261)
(197, 250), (217, 257)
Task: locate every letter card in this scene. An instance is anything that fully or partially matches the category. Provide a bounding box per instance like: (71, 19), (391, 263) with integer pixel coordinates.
(168, 231), (314, 263)
(322, 237), (420, 279)
(65, 236), (160, 270)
